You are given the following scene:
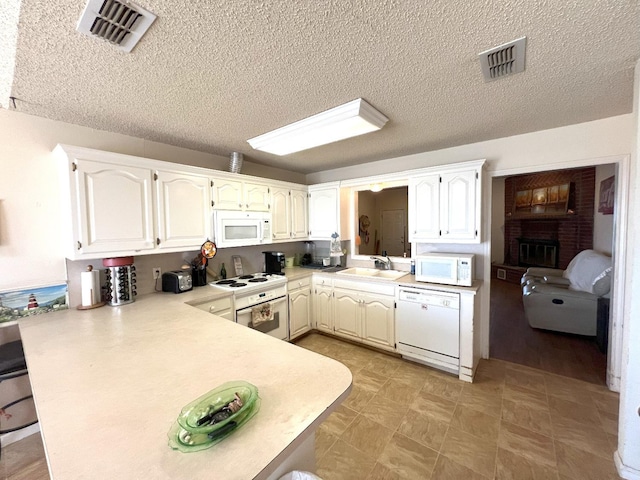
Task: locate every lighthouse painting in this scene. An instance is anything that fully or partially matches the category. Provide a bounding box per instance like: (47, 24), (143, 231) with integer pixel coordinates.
(0, 284), (68, 323)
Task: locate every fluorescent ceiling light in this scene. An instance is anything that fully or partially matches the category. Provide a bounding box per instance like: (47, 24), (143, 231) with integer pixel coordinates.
(247, 98), (388, 156)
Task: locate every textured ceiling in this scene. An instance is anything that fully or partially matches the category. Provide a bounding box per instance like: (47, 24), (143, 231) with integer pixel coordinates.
(4, 1), (640, 174)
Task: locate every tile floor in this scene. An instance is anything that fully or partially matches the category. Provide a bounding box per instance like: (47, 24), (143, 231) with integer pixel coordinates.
(0, 333), (622, 480)
(294, 333), (622, 480)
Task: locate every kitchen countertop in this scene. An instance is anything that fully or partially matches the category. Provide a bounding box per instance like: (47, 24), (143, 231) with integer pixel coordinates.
(18, 292), (352, 480)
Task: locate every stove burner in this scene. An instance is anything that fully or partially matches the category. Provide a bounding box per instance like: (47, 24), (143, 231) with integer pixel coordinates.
(229, 282), (247, 287)
(238, 275), (254, 279)
(248, 277), (268, 283)
(217, 280), (236, 285)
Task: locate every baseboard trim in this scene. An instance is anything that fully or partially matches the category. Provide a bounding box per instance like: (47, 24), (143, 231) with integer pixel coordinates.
(0, 423), (40, 446)
(615, 450), (640, 480)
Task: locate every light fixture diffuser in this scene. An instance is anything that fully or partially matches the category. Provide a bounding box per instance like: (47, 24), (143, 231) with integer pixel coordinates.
(247, 98), (388, 156)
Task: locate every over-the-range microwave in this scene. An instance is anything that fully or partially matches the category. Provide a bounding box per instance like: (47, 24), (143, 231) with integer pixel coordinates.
(414, 253), (474, 287)
(213, 210), (271, 248)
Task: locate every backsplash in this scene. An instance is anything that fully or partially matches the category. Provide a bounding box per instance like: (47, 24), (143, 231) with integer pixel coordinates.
(65, 241), (329, 307)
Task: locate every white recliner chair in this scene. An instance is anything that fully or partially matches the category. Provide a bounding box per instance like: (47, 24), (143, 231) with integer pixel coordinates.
(521, 250), (612, 336)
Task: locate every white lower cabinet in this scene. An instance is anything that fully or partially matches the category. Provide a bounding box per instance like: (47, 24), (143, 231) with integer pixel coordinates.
(314, 277), (396, 353)
(288, 277), (312, 340)
(189, 295), (233, 321)
(313, 276), (334, 334)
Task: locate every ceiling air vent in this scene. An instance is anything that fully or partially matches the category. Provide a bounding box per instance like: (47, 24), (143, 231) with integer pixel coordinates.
(478, 37), (527, 81)
(76, 0), (156, 53)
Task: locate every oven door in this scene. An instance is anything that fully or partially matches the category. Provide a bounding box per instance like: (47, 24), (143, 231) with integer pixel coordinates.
(236, 296), (289, 341)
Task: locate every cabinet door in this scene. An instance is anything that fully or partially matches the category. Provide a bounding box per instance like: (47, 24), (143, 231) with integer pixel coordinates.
(361, 293), (395, 350)
(308, 187), (338, 239)
(244, 182), (270, 212)
(75, 159), (155, 254)
(213, 179), (243, 210)
(271, 187), (291, 241)
(155, 171), (211, 249)
(408, 174), (440, 242)
(289, 287), (312, 340)
(440, 170), (477, 241)
(333, 289), (361, 339)
(290, 189), (309, 240)
(314, 285), (334, 333)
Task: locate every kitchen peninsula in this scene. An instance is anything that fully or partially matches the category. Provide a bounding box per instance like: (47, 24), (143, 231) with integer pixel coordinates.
(19, 291), (352, 480)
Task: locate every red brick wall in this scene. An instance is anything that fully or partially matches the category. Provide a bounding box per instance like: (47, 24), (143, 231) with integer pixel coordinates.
(504, 168), (595, 269)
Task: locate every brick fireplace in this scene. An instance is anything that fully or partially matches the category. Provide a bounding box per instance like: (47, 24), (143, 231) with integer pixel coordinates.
(504, 167), (595, 270)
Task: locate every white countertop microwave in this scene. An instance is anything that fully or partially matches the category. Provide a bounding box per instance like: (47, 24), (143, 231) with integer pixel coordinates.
(213, 210), (271, 248)
(414, 253), (475, 287)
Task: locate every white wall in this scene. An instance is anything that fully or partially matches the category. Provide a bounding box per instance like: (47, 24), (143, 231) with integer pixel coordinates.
(594, 164), (616, 255)
(307, 115), (633, 183)
(0, 109), (305, 293)
(615, 60), (640, 480)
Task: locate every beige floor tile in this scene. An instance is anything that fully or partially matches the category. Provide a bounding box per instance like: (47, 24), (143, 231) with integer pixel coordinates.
(316, 439), (377, 480)
(341, 415), (395, 459)
(440, 426), (497, 478)
(555, 440), (620, 480)
(495, 447), (559, 480)
(410, 390), (457, 423)
(343, 384), (375, 412)
(550, 415), (613, 460)
(353, 368), (389, 393)
(321, 404), (359, 436)
(548, 396), (600, 427)
(544, 374), (594, 404)
(421, 374), (463, 402)
(450, 405), (500, 442)
(397, 408), (449, 451)
(475, 359), (508, 380)
(503, 383), (549, 410)
(316, 425), (339, 462)
(505, 367), (547, 394)
(391, 362), (432, 389)
(368, 462), (402, 480)
(361, 393), (409, 430)
(378, 432), (439, 479)
(431, 454), (491, 479)
(498, 421), (556, 467)
(376, 378), (422, 405)
(465, 371), (505, 396)
(590, 389), (620, 415)
(457, 387), (503, 418)
(502, 398), (553, 437)
(364, 354), (403, 377)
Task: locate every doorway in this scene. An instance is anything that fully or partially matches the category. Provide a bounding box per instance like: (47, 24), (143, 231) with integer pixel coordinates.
(380, 209), (406, 256)
(488, 164), (616, 384)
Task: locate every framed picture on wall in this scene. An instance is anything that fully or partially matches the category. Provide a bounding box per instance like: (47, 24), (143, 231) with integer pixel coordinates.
(598, 176), (615, 215)
(532, 187), (548, 205)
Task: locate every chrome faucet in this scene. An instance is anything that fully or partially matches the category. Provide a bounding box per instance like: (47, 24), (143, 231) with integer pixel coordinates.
(370, 255), (391, 270)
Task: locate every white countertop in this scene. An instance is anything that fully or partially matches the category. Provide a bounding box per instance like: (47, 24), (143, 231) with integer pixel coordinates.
(19, 291), (352, 480)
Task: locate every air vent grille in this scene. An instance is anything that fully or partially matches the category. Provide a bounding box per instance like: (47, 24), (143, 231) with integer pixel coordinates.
(478, 37), (527, 81)
(77, 0), (156, 52)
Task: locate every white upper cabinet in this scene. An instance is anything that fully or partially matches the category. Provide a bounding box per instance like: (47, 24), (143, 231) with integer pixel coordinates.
(212, 178), (270, 212)
(56, 144), (215, 259)
(271, 187), (309, 242)
(308, 183), (349, 240)
(155, 170), (212, 250)
(408, 162), (482, 243)
(408, 174), (440, 240)
(73, 158), (155, 256)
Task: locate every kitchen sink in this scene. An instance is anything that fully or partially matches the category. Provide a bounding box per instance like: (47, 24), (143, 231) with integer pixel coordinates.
(336, 268), (407, 280)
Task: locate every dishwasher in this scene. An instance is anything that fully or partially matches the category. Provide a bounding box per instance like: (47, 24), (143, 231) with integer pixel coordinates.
(396, 286), (460, 374)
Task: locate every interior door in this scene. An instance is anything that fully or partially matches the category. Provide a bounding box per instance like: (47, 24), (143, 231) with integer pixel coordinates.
(381, 209), (406, 256)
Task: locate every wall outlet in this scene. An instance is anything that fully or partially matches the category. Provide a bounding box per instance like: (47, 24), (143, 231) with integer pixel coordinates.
(153, 268), (161, 279)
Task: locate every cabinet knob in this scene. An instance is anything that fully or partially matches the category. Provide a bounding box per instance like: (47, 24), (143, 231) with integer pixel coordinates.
(239, 203), (242, 208)
(273, 233), (275, 239)
(209, 306), (216, 312)
(246, 203), (249, 208)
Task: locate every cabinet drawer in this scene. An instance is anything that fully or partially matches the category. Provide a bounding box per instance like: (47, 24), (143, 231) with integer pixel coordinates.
(288, 276), (311, 291)
(191, 296), (233, 315)
(333, 278), (395, 296)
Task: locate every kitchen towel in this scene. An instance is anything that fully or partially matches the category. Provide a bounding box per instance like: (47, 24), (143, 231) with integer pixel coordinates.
(251, 303), (274, 326)
(81, 269), (101, 307)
